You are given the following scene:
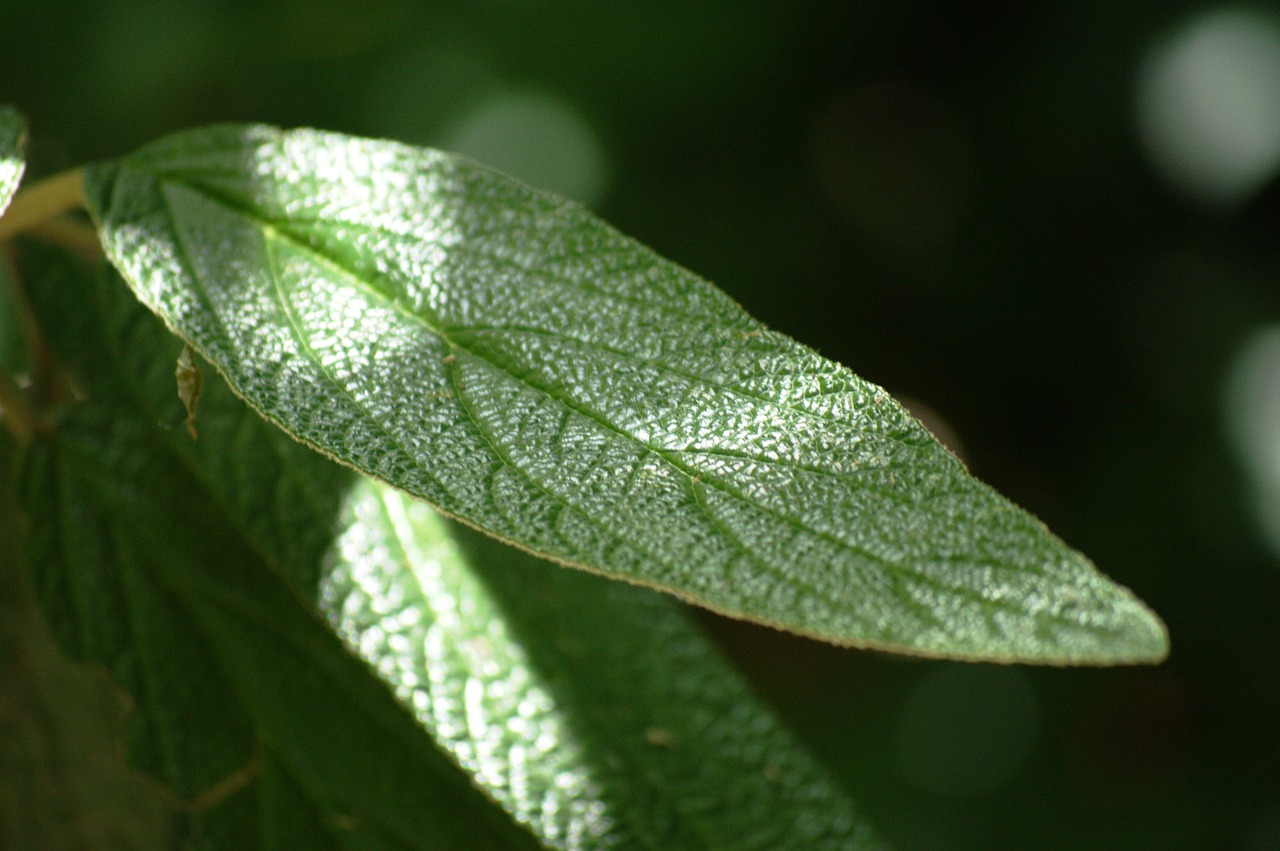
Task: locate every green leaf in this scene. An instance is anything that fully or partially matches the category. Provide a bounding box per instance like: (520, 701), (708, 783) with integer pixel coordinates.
(23, 412), (537, 850)
(324, 480), (886, 850)
(84, 124), (1168, 664)
(26, 243), (886, 849)
(0, 106), (23, 216)
(18, 250), (540, 850)
(0, 490), (179, 851)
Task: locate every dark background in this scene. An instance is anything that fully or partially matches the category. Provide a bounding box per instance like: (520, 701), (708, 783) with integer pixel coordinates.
(5, 2), (1279, 848)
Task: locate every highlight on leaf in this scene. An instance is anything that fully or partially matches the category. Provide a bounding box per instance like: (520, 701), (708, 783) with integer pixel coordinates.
(0, 106), (25, 216)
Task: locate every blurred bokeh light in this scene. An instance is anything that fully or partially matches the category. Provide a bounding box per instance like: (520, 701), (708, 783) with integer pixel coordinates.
(1225, 324), (1280, 557)
(1136, 8), (1280, 207)
(440, 89), (611, 207)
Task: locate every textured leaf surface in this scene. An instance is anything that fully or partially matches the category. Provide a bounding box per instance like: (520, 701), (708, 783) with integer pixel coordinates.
(323, 480), (885, 850)
(0, 106), (22, 215)
(85, 124), (1167, 663)
(18, 247), (539, 851)
(28, 246), (885, 849)
(0, 491), (178, 851)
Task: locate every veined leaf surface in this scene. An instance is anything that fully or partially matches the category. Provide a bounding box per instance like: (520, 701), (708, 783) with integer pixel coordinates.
(27, 246), (885, 850)
(85, 124), (1167, 663)
(0, 106), (22, 215)
(324, 479), (885, 850)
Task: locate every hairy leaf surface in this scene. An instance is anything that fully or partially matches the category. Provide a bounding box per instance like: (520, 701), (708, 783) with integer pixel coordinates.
(26, 246), (885, 849)
(85, 124), (1167, 663)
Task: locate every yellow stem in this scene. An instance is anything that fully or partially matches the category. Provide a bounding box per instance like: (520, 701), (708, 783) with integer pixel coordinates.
(0, 168), (87, 242)
(26, 216), (103, 260)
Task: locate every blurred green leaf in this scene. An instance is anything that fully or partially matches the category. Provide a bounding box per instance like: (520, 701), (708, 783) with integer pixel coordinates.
(0, 106), (22, 214)
(0, 489), (178, 851)
(27, 241), (885, 849)
(85, 123), (1167, 663)
(18, 248), (540, 851)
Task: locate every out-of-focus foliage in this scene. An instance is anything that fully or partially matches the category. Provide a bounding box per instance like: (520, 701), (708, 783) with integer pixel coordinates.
(4, 2), (1278, 848)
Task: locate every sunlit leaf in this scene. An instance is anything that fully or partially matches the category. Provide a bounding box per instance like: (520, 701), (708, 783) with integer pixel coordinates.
(0, 106), (23, 215)
(27, 243), (885, 849)
(85, 124), (1168, 663)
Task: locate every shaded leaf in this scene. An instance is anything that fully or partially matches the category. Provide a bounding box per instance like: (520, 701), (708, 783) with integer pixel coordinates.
(84, 124), (1167, 663)
(0, 490), (179, 851)
(28, 236), (886, 847)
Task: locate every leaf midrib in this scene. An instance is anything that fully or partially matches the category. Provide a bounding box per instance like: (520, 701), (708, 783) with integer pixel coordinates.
(158, 167), (939, 448)
(370, 488), (731, 851)
(147, 174), (879, 627)
(153, 172), (1070, 638)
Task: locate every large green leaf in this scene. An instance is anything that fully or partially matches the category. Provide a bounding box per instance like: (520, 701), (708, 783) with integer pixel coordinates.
(84, 124), (1167, 663)
(0, 106), (22, 215)
(18, 250), (540, 850)
(25, 244), (885, 849)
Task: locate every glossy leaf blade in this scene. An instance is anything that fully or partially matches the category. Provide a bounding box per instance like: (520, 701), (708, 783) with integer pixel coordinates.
(85, 124), (1168, 663)
(0, 106), (22, 215)
(31, 245), (885, 849)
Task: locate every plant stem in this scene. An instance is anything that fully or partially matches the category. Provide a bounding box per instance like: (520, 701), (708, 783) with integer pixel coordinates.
(26, 217), (103, 260)
(0, 168), (87, 241)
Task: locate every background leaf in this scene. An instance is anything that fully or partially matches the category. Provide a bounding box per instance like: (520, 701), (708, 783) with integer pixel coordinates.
(85, 124), (1167, 664)
(0, 488), (178, 851)
(0, 106), (22, 215)
(23, 240), (885, 848)
(17, 245), (540, 851)
(324, 479), (885, 850)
